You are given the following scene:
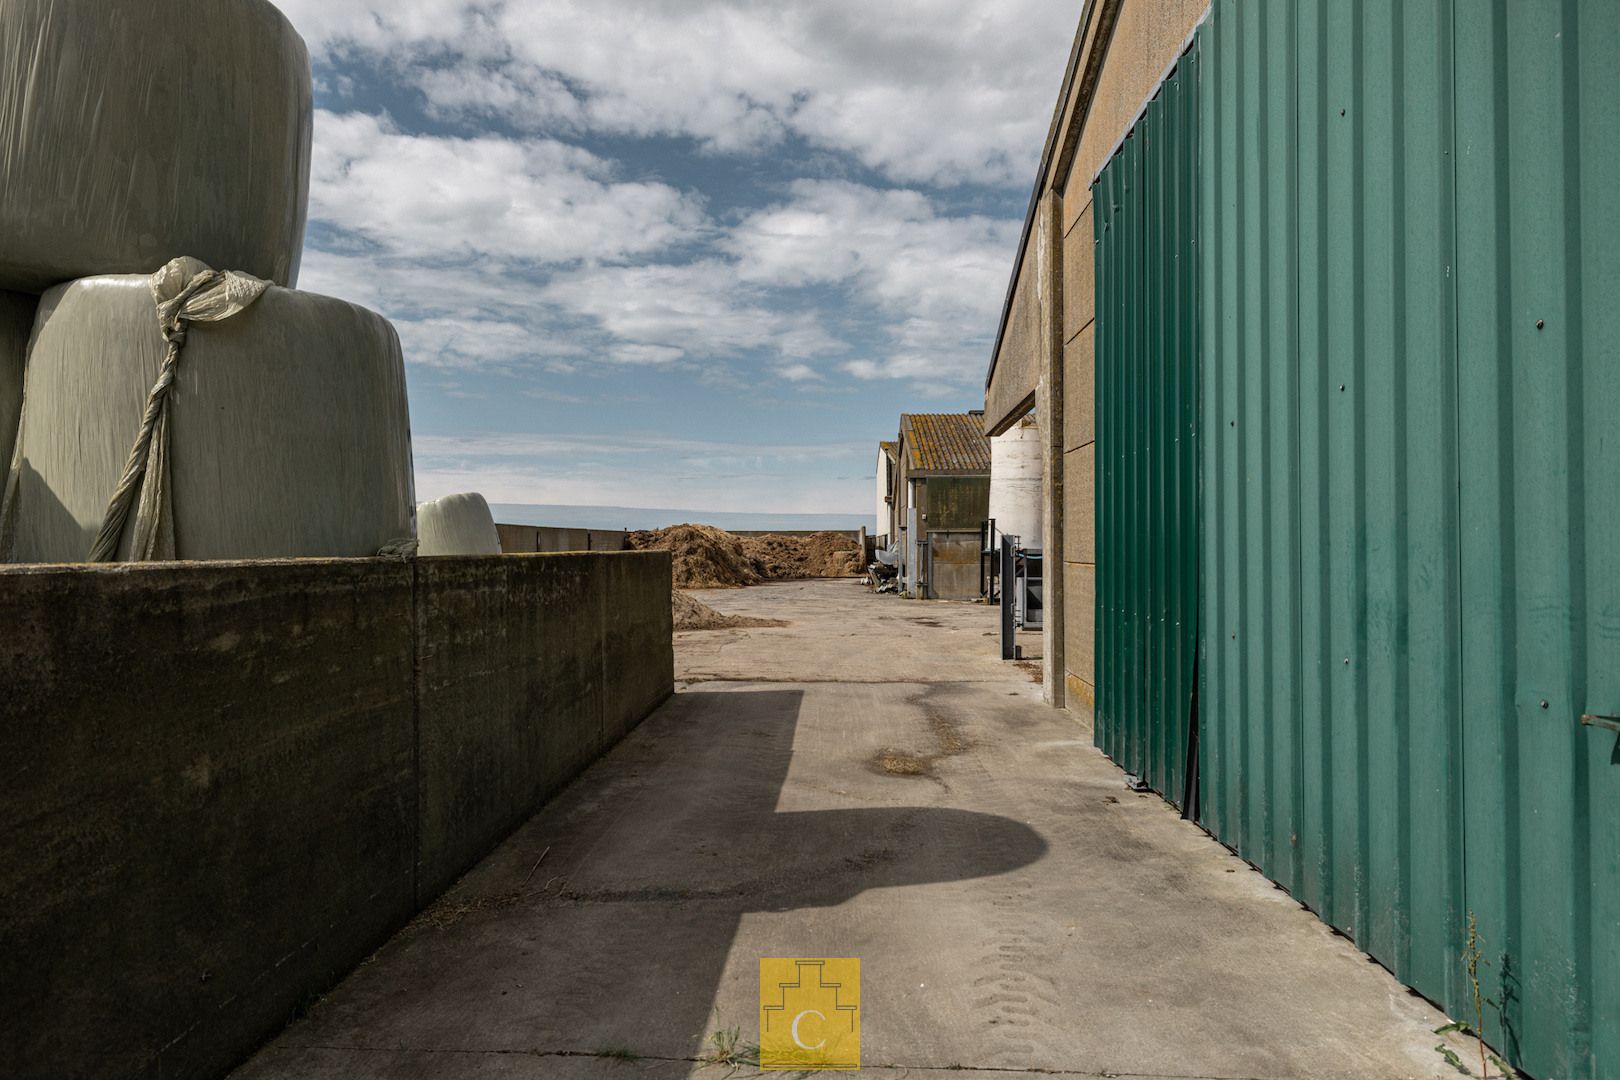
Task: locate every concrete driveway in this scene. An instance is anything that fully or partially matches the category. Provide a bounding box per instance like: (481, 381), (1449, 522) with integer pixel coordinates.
(235, 579), (1478, 1080)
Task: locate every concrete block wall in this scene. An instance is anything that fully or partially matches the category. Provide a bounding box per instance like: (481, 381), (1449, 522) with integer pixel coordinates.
(0, 552), (673, 1080)
(985, 0), (1210, 713)
(1057, 0), (1210, 711)
(494, 524), (629, 553)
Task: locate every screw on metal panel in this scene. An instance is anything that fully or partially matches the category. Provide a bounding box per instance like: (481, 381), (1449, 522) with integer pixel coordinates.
(1339, 384), (1346, 392)
(1536, 319), (1545, 330)
(1340, 108), (1346, 116)
(1541, 699), (1550, 709)
(1344, 657), (1351, 665)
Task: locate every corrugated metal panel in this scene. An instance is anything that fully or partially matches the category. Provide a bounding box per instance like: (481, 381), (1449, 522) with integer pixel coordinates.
(1455, 4), (1619, 1075)
(1203, 0), (1463, 963)
(1092, 39), (1201, 808)
(1200, 2), (1617, 1075)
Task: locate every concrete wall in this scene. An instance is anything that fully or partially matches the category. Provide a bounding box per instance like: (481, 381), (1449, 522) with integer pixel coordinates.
(985, 221), (1043, 434)
(496, 524), (629, 553)
(414, 554), (673, 896)
(0, 553), (673, 1080)
(983, 0), (1210, 710)
(1057, 0), (1207, 710)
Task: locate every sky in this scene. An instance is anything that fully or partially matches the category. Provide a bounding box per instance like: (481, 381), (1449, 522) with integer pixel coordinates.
(267, 0), (1078, 515)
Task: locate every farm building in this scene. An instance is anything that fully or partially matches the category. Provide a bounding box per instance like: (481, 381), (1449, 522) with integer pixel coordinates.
(891, 412), (990, 601)
(983, 2), (1619, 1077)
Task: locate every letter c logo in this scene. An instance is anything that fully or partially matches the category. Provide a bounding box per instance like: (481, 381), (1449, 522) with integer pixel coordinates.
(791, 1009), (826, 1050)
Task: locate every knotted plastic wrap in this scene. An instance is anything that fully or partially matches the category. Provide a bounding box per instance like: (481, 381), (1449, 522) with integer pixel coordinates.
(417, 492), (502, 556)
(0, 258), (416, 563)
(0, 291), (33, 483)
(0, 0), (313, 293)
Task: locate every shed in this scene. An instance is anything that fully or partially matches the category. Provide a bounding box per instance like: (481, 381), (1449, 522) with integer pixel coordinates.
(894, 412), (991, 600)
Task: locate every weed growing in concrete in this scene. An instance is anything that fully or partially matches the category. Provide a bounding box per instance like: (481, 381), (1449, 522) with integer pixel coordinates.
(1432, 916), (1518, 1078)
(699, 1025), (759, 1072)
(1434, 1041), (1471, 1075)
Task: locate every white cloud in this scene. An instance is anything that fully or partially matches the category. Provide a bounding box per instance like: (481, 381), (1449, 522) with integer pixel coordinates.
(539, 259), (847, 367)
(271, 0), (1076, 186)
(776, 363), (821, 383)
(278, 10), (1047, 398)
(412, 431), (870, 512)
(301, 173), (1008, 388)
(309, 110), (707, 265)
(726, 180), (1017, 383)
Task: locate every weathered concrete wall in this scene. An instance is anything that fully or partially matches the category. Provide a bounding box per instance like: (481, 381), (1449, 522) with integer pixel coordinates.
(984, 0), (1209, 711)
(1068, 0), (1209, 210)
(0, 560), (417, 1080)
(0, 552), (673, 1080)
(415, 554), (672, 897)
(984, 221), (1043, 434)
(495, 524), (629, 553)
(1058, 0), (1207, 712)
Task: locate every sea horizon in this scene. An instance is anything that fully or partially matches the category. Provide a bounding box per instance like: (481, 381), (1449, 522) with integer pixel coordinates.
(488, 503), (871, 534)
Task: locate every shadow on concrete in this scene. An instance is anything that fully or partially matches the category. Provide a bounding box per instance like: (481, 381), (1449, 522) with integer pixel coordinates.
(536, 687), (1050, 1063)
(240, 687), (1048, 1075)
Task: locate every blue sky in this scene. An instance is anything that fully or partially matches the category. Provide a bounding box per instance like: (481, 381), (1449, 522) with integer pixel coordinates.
(269, 0), (1076, 514)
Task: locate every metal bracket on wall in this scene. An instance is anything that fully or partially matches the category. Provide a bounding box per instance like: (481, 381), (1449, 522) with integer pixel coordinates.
(1580, 713), (1620, 733)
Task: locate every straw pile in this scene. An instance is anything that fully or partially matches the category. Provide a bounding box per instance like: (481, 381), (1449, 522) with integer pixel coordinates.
(740, 531), (862, 579)
(628, 524), (862, 588)
(628, 524), (763, 588)
(672, 591), (786, 631)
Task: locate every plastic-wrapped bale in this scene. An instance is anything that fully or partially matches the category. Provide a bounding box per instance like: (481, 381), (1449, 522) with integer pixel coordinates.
(0, 269), (415, 563)
(416, 493), (503, 556)
(0, 0), (313, 293)
(0, 292), (33, 483)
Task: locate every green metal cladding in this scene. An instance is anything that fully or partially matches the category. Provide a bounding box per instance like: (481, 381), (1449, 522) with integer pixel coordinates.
(1092, 39), (1202, 810)
(1092, 1), (1616, 1074)
(1201, 0), (1468, 1023)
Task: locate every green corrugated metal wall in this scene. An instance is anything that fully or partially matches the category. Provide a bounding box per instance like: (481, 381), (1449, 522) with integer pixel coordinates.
(1194, 1), (1618, 1076)
(1202, 0), (1468, 1014)
(1092, 41), (1201, 809)
(1454, 4), (1619, 1074)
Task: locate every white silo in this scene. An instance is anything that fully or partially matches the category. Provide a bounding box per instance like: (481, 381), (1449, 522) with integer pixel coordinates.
(989, 414), (1043, 549)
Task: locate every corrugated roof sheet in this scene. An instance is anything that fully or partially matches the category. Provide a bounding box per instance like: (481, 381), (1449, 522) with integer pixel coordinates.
(899, 413), (992, 474)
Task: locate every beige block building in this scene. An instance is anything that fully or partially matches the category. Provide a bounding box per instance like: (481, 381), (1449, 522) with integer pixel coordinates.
(982, 0), (1210, 711)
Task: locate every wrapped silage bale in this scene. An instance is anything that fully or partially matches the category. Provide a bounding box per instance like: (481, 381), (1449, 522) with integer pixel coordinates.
(0, 259), (415, 563)
(0, 292), (34, 484)
(0, 0), (313, 293)
(417, 493), (503, 556)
